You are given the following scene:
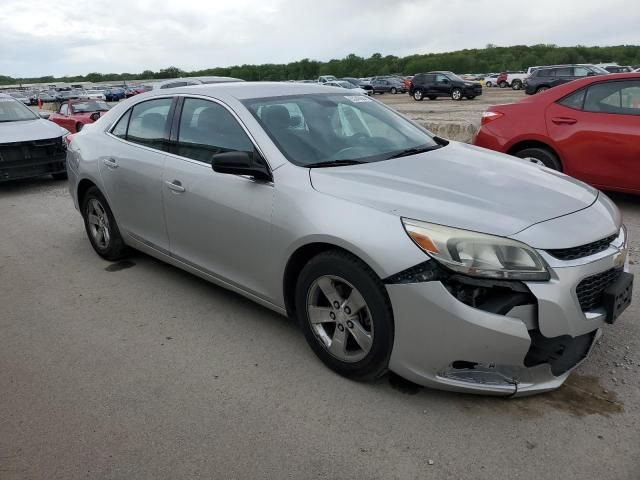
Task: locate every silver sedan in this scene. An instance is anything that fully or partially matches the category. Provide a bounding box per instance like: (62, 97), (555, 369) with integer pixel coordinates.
(66, 82), (633, 396)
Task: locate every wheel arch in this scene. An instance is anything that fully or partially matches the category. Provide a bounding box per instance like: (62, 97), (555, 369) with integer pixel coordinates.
(282, 242), (384, 318)
(507, 139), (564, 171)
(77, 178), (99, 209)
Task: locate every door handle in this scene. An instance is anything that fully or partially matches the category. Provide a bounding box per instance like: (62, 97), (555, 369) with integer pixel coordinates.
(103, 157), (118, 168)
(551, 117), (577, 125)
(165, 180), (186, 193)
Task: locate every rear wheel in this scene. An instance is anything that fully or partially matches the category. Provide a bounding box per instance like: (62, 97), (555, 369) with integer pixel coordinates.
(536, 86), (549, 94)
(75, 122), (84, 132)
(390, 87), (397, 94)
(82, 186), (128, 261)
(512, 80), (522, 90)
(485, 81), (492, 87)
(413, 89), (424, 101)
(514, 147), (561, 171)
(499, 81), (508, 88)
(295, 250), (393, 381)
(451, 88), (463, 100)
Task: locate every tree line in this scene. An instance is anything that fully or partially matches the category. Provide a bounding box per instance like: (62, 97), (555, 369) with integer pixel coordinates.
(3, 44), (640, 86)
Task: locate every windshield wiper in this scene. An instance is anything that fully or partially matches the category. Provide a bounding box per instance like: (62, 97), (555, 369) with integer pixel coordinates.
(385, 144), (443, 160)
(305, 159), (365, 168)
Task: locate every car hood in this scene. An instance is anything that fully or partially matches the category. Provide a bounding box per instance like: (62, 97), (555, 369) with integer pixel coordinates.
(310, 142), (597, 237)
(0, 118), (66, 143)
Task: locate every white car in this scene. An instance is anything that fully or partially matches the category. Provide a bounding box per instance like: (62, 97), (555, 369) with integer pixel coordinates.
(80, 90), (106, 101)
(483, 74), (499, 87)
(324, 81), (371, 96)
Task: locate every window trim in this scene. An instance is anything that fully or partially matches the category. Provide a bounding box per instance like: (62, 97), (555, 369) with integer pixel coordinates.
(557, 79), (640, 116)
(106, 96), (177, 153)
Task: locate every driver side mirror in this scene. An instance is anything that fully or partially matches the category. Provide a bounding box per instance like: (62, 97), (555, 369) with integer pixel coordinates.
(212, 151), (272, 182)
(38, 111), (50, 119)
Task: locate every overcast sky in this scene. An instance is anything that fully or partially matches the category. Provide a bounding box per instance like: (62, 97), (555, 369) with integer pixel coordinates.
(2, 0), (639, 77)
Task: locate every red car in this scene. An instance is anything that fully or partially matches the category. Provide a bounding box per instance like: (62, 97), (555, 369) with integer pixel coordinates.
(48, 99), (111, 133)
(474, 72), (640, 194)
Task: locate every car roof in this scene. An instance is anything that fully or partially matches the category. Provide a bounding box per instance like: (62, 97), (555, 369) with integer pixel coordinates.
(530, 72), (640, 100)
(134, 81), (349, 101)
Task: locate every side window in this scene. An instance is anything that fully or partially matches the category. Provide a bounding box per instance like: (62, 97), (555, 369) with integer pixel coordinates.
(573, 67), (590, 77)
(423, 74), (435, 83)
(584, 80), (640, 115)
(59, 104), (69, 115)
(126, 98), (172, 150)
(558, 89), (586, 110)
(436, 74), (448, 83)
(177, 98), (253, 164)
(555, 68), (572, 77)
(111, 109), (131, 138)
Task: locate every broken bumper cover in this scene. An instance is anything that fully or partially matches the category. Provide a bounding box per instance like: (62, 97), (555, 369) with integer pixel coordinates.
(386, 249), (629, 397)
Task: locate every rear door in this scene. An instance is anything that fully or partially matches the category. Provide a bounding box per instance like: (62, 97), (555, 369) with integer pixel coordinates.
(546, 79), (640, 191)
(99, 97), (175, 251)
(161, 97), (275, 298)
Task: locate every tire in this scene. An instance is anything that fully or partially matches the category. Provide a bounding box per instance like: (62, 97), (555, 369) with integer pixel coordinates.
(390, 87), (397, 94)
(295, 250), (394, 382)
(499, 81), (508, 88)
(512, 80), (522, 90)
(514, 147), (562, 171)
(52, 172), (68, 180)
(412, 89), (424, 101)
(451, 88), (463, 101)
(485, 81), (492, 87)
(536, 86), (549, 94)
(75, 122), (84, 132)
(81, 186), (128, 261)
(428, 96), (437, 100)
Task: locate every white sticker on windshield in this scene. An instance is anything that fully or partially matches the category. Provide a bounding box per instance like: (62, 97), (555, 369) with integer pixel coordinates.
(344, 95), (372, 103)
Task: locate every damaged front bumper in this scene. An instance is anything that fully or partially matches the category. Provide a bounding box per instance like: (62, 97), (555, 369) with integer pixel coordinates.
(385, 241), (631, 397)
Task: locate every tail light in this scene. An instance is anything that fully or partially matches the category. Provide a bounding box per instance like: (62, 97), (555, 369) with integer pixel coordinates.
(481, 111), (504, 125)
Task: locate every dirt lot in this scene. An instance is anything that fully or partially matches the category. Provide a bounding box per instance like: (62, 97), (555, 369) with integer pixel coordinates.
(2, 89), (640, 480)
(377, 87), (526, 142)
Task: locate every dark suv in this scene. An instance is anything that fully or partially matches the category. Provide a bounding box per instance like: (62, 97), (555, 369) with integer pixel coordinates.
(409, 71), (482, 101)
(524, 65), (607, 95)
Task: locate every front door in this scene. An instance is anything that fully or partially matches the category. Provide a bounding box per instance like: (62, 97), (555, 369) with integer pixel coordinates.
(162, 97), (275, 298)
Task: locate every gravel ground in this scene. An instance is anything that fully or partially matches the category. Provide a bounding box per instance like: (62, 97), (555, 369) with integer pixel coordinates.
(2, 92), (640, 479)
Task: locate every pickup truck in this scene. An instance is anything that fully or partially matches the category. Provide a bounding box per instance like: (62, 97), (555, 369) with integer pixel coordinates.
(496, 71), (529, 90)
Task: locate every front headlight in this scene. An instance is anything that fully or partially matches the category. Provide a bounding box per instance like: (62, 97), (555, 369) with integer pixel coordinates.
(402, 218), (550, 281)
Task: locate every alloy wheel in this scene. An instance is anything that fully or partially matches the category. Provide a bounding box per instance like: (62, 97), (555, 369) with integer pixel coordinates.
(87, 198), (111, 249)
(306, 275), (374, 363)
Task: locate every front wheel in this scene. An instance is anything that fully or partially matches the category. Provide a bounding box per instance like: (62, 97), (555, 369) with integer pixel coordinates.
(512, 80), (522, 90)
(75, 122), (84, 132)
(451, 88), (463, 100)
(295, 250), (393, 381)
(82, 187), (128, 261)
(412, 89), (424, 101)
(536, 86), (549, 94)
(485, 81), (492, 87)
(499, 81), (508, 88)
(514, 147), (562, 171)
(390, 87), (397, 94)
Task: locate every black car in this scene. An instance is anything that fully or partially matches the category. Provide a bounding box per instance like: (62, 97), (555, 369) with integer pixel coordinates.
(371, 78), (405, 94)
(524, 65), (607, 95)
(409, 71), (482, 101)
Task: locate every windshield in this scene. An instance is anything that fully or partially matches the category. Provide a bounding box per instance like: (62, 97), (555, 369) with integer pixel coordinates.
(0, 97), (38, 122)
(72, 100), (111, 113)
(243, 93), (439, 167)
(590, 65), (610, 74)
